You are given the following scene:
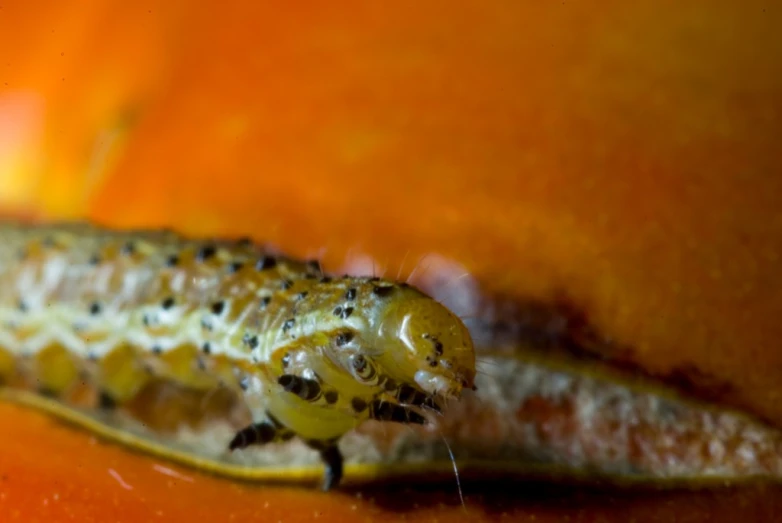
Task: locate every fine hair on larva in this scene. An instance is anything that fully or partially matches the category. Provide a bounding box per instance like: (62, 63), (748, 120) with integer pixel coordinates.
(0, 221), (477, 491)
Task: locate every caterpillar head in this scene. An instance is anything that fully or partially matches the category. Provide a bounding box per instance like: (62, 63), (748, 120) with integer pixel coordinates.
(372, 288), (476, 401)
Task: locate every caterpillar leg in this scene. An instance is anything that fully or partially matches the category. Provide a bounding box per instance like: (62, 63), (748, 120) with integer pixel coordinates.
(306, 439), (343, 492)
(228, 414), (344, 491)
(227, 420), (282, 450)
(369, 399), (427, 424)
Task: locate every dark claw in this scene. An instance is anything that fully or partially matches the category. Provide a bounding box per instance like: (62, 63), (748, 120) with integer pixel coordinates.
(307, 441), (344, 491)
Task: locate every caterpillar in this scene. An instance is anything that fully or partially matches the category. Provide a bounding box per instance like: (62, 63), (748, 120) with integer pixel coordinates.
(0, 221), (476, 491)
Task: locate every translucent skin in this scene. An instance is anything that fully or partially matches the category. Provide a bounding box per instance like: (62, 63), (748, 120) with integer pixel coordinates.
(374, 292), (476, 398)
(0, 221), (476, 488)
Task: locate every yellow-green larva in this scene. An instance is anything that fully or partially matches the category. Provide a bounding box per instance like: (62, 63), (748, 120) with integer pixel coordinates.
(0, 221), (476, 490)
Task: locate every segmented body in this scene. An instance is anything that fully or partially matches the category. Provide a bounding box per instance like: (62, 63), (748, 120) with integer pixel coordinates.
(0, 221), (476, 489)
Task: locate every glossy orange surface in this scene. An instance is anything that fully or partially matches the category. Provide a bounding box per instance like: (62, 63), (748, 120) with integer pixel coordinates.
(1, 0), (781, 520)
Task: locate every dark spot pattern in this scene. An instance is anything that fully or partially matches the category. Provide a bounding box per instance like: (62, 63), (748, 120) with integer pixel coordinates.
(372, 285), (394, 297)
(227, 261), (244, 273)
(195, 245), (217, 262)
(211, 301), (225, 315)
(255, 256), (277, 270)
(324, 390), (339, 404)
(161, 297), (175, 310)
(351, 397), (367, 413)
(282, 318), (295, 333)
(202, 342), (212, 354)
(89, 302), (102, 315)
(243, 334), (259, 349)
(345, 288), (357, 301)
(165, 254), (180, 267)
(335, 331), (354, 347)
(120, 241), (136, 255)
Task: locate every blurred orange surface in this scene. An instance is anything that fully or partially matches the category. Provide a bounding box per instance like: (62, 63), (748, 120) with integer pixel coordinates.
(1, 0), (781, 521)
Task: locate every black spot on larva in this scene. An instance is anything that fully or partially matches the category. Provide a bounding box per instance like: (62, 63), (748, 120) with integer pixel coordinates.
(211, 301), (225, 315)
(86, 351), (99, 362)
(227, 261), (244, 273)
(161, 297), (175, 310)
(282, 318), (295, 333)
(351, 397), (368, 413)
(239, 376), (250, 391)
(335, 331), (354, 347)
(339, 307), (354, 320)
(98, 391), (117, 410)
(165, 254), (179, 267)
(120, 241), (136, 255)
(280, 279), (293, 291)
(295, 291), (308, 301)
(324, 390), (339, 404)
(243, 334), (259, 349)
(37, 386), (58, 398)
(281, 352), (291, 368)
(428, 359), (438, 367)
(333, 306), (343, 317)
(195, 245), (217, 262)
(17, 300), (28, 313)
(202, 342), (212, 354)
(88, 254), (101, 265)
(255, 256), (277, 270)
(152, 345), (163, 355)
(372, 285), (394, 298)
(143, 314), (153, 327)
(434, 341), (444, 355)
(89, 302), (102, 315)
(319, 276), (333, 284)
(260, 296), (271, 309)
(345, 288), (357, 301)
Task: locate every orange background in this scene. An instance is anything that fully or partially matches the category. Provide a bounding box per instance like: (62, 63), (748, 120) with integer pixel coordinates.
(1, 1), (781, 521)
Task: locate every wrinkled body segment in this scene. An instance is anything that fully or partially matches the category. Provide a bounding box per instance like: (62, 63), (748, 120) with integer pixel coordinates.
(0, 222), (476, 490)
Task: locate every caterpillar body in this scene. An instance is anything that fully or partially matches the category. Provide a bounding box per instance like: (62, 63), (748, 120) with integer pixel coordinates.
(0, 221), (476, 490)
